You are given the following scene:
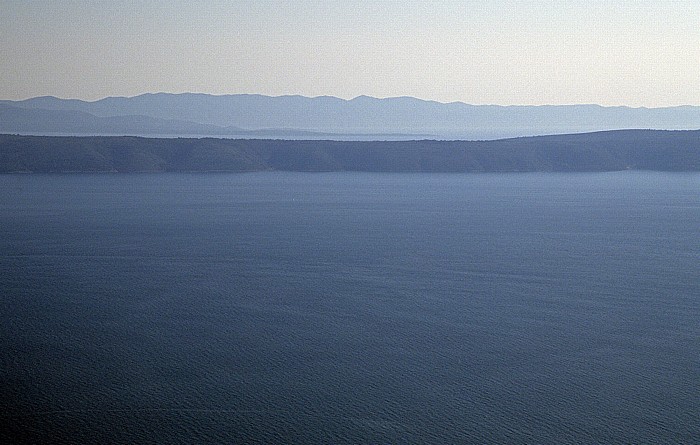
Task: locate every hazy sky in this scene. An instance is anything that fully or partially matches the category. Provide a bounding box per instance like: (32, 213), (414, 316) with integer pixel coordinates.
(1, 0), (699, 106)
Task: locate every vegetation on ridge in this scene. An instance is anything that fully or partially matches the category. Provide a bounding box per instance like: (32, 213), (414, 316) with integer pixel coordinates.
(1, 130), (699, 173)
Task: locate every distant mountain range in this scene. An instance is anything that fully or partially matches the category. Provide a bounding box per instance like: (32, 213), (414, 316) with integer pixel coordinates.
(1, 93), (699, 140)
(2, 130), (699, 173)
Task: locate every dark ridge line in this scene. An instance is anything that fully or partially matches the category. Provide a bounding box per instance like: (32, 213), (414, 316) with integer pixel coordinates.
(1, 130), (699, 173)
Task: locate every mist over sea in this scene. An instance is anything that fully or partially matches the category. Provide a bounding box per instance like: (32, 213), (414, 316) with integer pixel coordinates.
(1, 172), (698, 443)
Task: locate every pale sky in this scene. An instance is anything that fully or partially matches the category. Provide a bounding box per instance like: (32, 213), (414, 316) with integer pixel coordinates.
(1, 0), (699, 106)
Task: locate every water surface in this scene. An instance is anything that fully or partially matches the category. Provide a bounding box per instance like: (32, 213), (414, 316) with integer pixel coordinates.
(1, 172), (698, 443)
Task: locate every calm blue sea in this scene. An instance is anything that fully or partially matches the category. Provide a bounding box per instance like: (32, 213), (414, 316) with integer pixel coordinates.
(1, 172), (699, 444)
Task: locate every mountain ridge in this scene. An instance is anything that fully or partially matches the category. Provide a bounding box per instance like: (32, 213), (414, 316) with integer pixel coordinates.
(1, 129), (698, 173)
(2, 94), (699, 140)
(11, 92), (698, 109)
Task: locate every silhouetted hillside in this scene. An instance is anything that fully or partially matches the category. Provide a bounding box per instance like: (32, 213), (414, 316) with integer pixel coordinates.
(3, 94), (700, 139)
(1, 130), (699, 173)
(0, 104), (382, 139)
(0, 104), (240, 135)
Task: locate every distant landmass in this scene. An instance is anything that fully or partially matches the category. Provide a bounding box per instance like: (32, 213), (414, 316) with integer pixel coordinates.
(2, 93), (700, 140)
(1, 130), (699, 173)
(0, 103), (425, 141)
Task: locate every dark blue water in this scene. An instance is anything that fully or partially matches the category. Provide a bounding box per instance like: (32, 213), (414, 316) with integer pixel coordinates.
(1, 172), (698, 444)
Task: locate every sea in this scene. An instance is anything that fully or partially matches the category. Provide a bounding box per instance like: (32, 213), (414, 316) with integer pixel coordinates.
(1, 172), (698, 444)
